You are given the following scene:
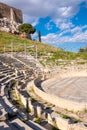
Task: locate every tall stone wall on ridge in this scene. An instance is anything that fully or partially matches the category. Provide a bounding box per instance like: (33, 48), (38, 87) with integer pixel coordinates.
(0, 2), (23, 23)
(0, 2), (23, 33)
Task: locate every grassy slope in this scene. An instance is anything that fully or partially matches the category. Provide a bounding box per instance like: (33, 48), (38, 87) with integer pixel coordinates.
(0, 31), (87, 63)
(0, 31), (58, 53)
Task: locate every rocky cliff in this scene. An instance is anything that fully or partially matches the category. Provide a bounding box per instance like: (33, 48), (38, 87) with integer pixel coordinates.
(0, 2), (23, 23)
(0, 2), (23, 33)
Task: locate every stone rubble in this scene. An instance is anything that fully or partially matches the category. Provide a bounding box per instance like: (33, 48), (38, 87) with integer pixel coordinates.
(0, 17), (21, 33)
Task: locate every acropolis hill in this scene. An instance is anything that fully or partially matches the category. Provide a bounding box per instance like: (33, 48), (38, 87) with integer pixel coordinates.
(0, 2), (23, 33)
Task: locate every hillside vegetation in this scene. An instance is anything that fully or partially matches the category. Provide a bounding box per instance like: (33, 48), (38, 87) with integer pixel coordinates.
(0, 31), (58, 52)
(0, 31), (87, 67)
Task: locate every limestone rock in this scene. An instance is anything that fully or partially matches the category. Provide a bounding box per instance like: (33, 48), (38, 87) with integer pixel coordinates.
(0, 2), (23, 23)
(0, 2), (23, 33)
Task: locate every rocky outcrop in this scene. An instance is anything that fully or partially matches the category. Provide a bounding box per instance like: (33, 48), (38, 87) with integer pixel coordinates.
(0, 2), (23, 23)
(0, 2), (23, 33)
(0, 18), (21, 33)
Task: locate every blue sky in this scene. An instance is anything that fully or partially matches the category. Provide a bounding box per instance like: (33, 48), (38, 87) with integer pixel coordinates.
(0, 0), (87, 52)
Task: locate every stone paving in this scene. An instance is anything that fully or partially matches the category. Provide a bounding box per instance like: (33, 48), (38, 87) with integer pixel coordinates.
(42, 71), (87, 103)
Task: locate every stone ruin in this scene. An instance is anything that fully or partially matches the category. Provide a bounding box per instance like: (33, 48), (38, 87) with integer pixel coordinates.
(0, 2), (23, 33)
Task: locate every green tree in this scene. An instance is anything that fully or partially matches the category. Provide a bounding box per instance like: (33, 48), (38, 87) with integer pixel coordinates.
(18, 23), (36, 39)
(79, 47), (87, 53)
(79, 48), (84, 52)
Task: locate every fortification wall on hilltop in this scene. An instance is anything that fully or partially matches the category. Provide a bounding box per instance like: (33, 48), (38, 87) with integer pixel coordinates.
(0, 2), (23, 23)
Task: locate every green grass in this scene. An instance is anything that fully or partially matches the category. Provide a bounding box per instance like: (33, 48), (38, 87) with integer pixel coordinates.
(84, 109), (87, 113)
(30, 97), (37, 103)
(62, 114), (81, 123)
(0, 31), (58, 53)
(34, 117), (42, 124)
(0, 31), (87, 65)
(52, 126), (59, 130)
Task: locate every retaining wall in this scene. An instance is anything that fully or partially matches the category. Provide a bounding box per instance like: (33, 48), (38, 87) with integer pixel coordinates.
(27, 79), (87, 112)
(26, 80), (87, 130)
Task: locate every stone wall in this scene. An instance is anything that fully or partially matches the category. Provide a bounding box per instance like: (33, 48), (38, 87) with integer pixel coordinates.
(16, 83), (87, 130)
(0, 2), (23, 33)
(0, 2), (23, 23)
(27, 79), (87, 112)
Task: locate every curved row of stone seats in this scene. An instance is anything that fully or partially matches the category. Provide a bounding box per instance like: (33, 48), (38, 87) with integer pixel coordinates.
(0, 59), (21, 116)
(0, 54), (26, 69)
(0, 75), (5, 79)
(10, 118), (34, 130)
(0, 101), (7, 120)
(0, 119), (34, 130)
(0, 64), (15, 77)
(0, 121), (10, 130)
(14, 53), (36, 64)
(0, 73), (15, 95)
(0, 80), (47, 130)
(0, 96), (17, 114)
(0, 118), (47, 130)
(26, 120), (47, 130)
(15, 84), (53, 129)
(0, 75), (18, 114)
(0, 75), (30, 129)
(1, 78), (29, 121)
(0, 54), (48, 130)
(0, 63), (13, 70)
(4, 53), (32, 68)
(0, 67), (14, 72)
(14, 53), (44, 73)
(0, 54), (36, 80)
(0, 74), (15, 85)
(0, 55), (35, 89)
(15, 54), (36, 66)
(12, 97), (47, 129)
(1, 60), (25, 70)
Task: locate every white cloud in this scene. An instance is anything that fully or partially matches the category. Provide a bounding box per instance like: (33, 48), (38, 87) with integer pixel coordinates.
(42, 25), (87, 44)
(59, 22), (74, 30)
(45, 20), (54, 30)
(71, 26), (82, 34)
(21, 15), (39, 27)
